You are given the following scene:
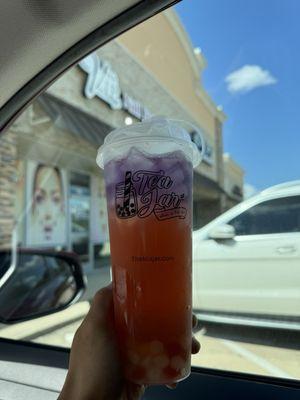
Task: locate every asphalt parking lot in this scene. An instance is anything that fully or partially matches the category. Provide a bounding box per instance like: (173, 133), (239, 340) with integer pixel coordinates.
(192, 326), (300, 380)
(33, 308), (300, 381)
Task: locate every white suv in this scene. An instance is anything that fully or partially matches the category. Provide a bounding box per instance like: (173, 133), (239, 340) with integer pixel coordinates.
(193, 181), (300, 330)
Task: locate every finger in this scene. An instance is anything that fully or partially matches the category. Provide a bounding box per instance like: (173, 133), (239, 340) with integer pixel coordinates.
(191, 336), (201, 354)
(87, 285), (114, 330)
(90, 285), (113, 311)
(192, 314), (198, 329)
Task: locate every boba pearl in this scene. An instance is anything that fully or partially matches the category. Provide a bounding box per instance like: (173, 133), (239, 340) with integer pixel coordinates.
(165, 341), (186, 358)
(149, 340), (164, 355)
(151, 354), (169, 369)
(140, 356), (152, 368)
(163, 365), (180, 381)
(170, 355), (186, 371)
(128, 350), (140, 365)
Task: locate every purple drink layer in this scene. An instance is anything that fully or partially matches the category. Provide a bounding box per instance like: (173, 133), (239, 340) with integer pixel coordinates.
(104, 147), (193, 224)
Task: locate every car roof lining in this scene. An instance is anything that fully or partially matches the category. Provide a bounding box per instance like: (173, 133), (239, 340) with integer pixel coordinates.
(0, 0), (179, 134)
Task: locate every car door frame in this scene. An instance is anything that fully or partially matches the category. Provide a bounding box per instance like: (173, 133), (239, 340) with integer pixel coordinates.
(0, 338), (299, 399)
(0, 0), (180, 134)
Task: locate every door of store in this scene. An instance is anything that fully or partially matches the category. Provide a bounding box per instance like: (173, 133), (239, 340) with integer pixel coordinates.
(69, 172), (91, 267)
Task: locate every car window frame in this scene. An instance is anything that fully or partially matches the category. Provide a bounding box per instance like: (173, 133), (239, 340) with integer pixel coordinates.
(227, 193), (300, 238)
(198, 191), (300, 241)
(0, 0), (179, 134)
(1, 338), (300, 399)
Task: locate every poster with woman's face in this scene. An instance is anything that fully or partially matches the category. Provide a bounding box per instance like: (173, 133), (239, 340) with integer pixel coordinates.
(26, 161), (67, 247)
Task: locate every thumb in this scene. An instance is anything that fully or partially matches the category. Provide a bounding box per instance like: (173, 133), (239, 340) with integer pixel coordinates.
(86, 284), (115, 334)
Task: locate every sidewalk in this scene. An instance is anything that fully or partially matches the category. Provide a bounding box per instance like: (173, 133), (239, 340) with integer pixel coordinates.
(0, 301), (90, 341)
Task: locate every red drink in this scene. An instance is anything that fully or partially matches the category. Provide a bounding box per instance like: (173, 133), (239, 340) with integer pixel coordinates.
(97, 119), (200, 385)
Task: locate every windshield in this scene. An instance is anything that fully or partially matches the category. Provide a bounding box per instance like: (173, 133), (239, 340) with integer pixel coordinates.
(0, 0), (299, 383)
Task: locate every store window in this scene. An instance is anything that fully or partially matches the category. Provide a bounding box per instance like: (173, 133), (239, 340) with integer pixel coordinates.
(69, 172), (91, 262)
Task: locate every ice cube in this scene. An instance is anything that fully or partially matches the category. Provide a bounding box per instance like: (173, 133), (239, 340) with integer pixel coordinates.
(167, 162), (186, 184)
(126, 147), (155, 173)
(104, 160), (123, 186)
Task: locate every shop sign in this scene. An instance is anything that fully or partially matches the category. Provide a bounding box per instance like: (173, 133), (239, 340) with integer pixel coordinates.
(191, 130), (214, 165)
(79, 53), (151, 120)
(79, 53), (122, 110)
(122, 93), (152, 121)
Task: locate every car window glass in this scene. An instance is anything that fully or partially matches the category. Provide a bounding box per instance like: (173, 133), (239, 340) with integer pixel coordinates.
(0, 0), (299, 384)
(229, 196), (300, 235)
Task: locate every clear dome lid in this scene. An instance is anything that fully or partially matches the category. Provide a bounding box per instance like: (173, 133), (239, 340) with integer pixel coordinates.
(96, 116), (203, 168)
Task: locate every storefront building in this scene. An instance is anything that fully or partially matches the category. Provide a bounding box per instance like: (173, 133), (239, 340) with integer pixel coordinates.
(223, 153), (244, 210)
(0, 9), (243, 270)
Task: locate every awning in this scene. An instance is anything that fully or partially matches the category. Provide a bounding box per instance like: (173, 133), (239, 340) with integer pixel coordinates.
(193, 172), (223, 200)
(37, 93), (112, 146)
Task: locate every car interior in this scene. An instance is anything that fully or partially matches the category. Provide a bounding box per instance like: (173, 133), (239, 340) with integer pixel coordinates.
(0, 0), (299, 399)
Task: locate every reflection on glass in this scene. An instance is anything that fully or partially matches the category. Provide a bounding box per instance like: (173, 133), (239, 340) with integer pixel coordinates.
(0, 254), (76, 321)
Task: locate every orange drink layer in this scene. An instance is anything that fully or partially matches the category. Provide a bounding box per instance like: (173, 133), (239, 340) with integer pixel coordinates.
(103, 147), (193, 385)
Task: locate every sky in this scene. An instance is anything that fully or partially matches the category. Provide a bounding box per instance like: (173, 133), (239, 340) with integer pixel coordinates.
(175, 0), (299, 191)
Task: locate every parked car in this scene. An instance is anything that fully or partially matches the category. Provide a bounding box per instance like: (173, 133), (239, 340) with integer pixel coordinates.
(193, 181), (300, 329)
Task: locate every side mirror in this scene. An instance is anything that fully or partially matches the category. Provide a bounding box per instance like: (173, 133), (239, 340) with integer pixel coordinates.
(0, 248), (86, 323)
(208, 224), (236, 240)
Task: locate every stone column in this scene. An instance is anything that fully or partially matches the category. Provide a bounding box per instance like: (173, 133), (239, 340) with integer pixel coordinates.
(215, 118), (224, 190)
(0, 130), (18, 249)
(215, 118), (226, 213)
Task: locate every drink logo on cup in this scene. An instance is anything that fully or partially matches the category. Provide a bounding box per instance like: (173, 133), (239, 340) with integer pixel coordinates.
(115, 170), (187, 221)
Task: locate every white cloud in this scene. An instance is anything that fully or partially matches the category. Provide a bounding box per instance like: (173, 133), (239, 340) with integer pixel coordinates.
(225, 65), (277, 94)
(243, 183), (258, 199)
